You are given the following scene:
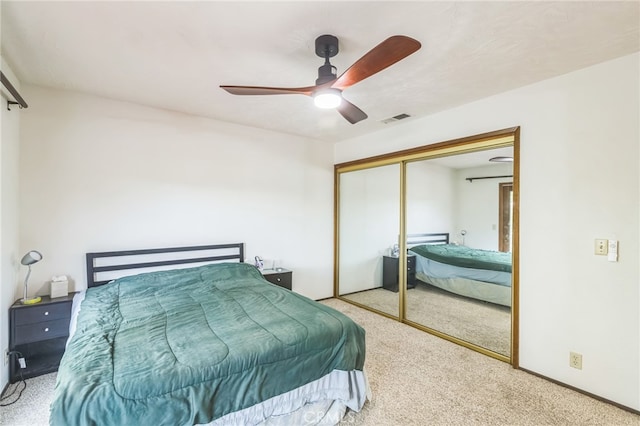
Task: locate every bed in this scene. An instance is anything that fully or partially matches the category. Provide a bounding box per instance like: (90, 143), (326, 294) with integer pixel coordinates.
(50, 243), (368, 425)
(407, 233), (512, 307)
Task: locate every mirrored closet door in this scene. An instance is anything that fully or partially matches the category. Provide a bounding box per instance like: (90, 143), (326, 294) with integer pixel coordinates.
(335, 128), (519, 364)
(337, 163), (401, 319)
(405, 147), (514, 358)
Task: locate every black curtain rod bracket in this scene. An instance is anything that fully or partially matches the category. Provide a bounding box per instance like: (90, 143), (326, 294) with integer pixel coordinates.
(1, 71), (28, 111)
(7, 100), (23, 111)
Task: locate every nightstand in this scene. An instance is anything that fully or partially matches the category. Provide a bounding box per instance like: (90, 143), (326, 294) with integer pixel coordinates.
(9, 294), (75, 383)
(262, 268), (292, 290)
(382, 255), (416, 292)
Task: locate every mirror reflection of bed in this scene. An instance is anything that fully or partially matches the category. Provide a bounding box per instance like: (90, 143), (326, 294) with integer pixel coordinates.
(406, 233), (511, 356)
(341, 233), (512, 356)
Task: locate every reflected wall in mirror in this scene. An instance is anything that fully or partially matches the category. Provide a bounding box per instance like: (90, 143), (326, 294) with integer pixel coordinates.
(338, 164), (400, 318)
(405, 146), (513, 357)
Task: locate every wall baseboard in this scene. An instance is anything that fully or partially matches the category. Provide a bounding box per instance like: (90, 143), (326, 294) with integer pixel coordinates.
(519, 367), (639, 415)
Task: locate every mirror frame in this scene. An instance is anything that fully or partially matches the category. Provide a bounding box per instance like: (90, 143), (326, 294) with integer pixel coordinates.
(334, 127), (520, 366)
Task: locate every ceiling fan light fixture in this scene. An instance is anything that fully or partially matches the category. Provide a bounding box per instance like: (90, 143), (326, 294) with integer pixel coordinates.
(489, 156), (513, 162)
(313, 88), (342, 109)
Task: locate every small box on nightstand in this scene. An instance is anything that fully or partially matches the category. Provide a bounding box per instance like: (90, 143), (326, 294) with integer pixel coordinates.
(50, 276), (69, 299)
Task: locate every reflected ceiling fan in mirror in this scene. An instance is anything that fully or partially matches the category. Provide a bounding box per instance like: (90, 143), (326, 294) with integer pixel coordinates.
(220, 35), (421, 124)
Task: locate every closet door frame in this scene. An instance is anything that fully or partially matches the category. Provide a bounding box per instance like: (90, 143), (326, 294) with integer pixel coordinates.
(334, 126), (520, 367)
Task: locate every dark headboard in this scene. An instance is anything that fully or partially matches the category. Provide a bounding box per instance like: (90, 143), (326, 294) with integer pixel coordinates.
(86, 243), (245, 288)
(407, 233), (449, 247)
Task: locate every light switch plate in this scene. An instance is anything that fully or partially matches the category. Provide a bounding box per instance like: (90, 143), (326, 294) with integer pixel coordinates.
(594, 239), (608, 255)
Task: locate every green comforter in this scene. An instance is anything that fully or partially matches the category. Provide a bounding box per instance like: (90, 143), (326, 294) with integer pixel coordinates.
(410, 244), (512, 273)
(50, 263), (365, 425)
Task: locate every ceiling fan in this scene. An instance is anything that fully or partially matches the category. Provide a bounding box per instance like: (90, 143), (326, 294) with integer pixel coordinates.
(220, 35), (421, 124)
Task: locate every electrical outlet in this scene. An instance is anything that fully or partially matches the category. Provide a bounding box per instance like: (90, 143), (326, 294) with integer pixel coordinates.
(570, 352), (582, 370)
(4, 349), (8, 366)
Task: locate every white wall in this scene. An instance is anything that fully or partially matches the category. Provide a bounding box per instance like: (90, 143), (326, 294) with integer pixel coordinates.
(406, 161), (455, 236)
(19, 86), (334, 301)
(455, 163), (513, 250)
(339, 164), (400, 293)
(0, 58), (22, 388)
(335, 53), (640, 410)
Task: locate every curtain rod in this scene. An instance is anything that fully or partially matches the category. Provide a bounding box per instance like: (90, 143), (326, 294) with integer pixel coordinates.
(465, 175), (512, 183)
(1, 71), (28, 110)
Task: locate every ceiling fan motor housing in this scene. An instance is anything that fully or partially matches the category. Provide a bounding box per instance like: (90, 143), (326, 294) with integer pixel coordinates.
(315, 34), (339, 85)
(315, 34), (339, 58)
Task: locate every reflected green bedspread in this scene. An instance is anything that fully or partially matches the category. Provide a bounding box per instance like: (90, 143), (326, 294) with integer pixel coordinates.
(410, 244), (512, 273)
(50, 263), (365, 425)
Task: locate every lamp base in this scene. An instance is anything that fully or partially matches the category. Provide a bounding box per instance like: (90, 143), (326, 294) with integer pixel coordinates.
(21, 296), (42, 305)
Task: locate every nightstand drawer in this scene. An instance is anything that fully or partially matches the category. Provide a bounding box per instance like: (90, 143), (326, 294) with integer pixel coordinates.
(262, 269), (292, 290)
(14, 303), (71, 325)
(14, 319), (70, 345)
(382, 254), (416, 292)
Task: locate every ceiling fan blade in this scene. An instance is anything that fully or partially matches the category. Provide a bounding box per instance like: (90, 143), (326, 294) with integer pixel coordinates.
(220, 85), (316, 96)
(331, 35), (421, 91)
(337, 98), (368, 124)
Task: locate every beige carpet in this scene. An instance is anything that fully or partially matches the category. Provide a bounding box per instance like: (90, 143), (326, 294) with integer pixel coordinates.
(323, 299), (637, 426)
(1, 299), (638, 426)
(342, 282), (511, 356)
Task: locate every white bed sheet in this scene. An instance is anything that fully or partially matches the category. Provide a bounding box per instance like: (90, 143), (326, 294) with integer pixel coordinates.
(414, 254), (512, 307)
(412, 253), (511, 286)
(67, 290), (86, 343)
(205, 369), (369, 426)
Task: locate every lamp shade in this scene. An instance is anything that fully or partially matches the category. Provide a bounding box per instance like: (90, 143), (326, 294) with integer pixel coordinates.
(21, 250), (43, 266)
(20, 250), (43, 305)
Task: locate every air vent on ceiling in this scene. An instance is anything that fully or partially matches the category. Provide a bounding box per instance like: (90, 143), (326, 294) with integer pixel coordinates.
(381, 113), (411, 124)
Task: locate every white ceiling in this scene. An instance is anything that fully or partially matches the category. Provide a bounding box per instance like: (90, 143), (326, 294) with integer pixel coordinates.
(2, 1), (638, 143)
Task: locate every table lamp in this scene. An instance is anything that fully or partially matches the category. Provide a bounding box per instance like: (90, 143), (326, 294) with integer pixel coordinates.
(21, 250), (43, 305)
